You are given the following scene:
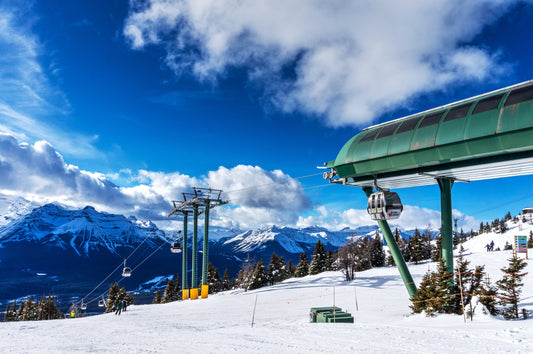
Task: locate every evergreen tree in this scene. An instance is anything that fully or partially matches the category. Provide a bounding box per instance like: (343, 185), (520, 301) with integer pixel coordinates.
(409, 229), (424, 264)
(235, 257), (255, 290)
(248, 259), (268, 290)
(371, 232), (385, 268)
(152, 290), (162, 304)
(410, 258), (454, 316)
(162, 279), (179, 303)
(287, 259), (295, 277)
(386, 250), (395, 266)
(476, 276), (498, 316)
(496, 257), (528, 319)
(326, 250), (336, 271)
(309, 240), (327, 275)
(222, 269), (231, 291)
(207, 262), (221, 293)
(4, 302), (11, 322)
(431, 233), (442, 262)
(267, 252), (280, 285)
(278, 256), (290, 282)
(294, 252), (309, 277)
(528, 230), (533, 248)
(452, 246), (484, 313)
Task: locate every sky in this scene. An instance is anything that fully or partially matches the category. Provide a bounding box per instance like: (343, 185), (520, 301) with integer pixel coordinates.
(1, 0), (533, 232)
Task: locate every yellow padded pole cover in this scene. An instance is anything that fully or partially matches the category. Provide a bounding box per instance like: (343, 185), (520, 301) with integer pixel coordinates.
(201, 285), (209, 299)
(182, 289), (189, 300)
(190, 288), (199, 300)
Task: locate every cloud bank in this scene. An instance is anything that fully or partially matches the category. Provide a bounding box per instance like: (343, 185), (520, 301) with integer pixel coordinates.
(123, 0), (520, 127)
(0, 134), (311, 228)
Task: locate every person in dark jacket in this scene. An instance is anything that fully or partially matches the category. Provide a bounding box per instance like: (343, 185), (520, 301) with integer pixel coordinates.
(115, 300), (123, 315)
(122, 299), (127, 312)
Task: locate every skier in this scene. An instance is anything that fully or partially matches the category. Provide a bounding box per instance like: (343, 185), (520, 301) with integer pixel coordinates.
(490, 240), (494, 251)
(486, 244), (490, 252)
(122, 299), (127, 312)
(115, 300), (123, 315)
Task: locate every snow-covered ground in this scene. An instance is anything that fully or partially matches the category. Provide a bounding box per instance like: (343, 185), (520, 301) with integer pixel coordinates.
(1, 224), (532, 353)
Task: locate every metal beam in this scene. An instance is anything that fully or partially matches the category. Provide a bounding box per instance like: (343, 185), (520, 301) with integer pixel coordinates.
(438, 177), (454, 277)
(363, 187), (417, 298)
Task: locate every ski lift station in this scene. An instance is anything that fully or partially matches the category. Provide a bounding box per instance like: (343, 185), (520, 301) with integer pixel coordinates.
(325, 80), (533, 297)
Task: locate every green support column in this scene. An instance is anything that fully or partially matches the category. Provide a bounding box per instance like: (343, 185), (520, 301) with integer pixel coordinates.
(202, 202), (210, 286)
(192, 205), (198, 289)
(363, 187), (417, 298)
(182, 211), (188, 290)
(437, 177), (454, 276)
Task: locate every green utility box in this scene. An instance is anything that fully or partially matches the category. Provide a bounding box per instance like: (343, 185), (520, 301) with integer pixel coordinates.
(309, 307), (353, 323)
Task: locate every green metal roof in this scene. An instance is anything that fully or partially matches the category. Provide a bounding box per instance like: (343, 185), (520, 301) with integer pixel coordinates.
(329, 80), (533, 189)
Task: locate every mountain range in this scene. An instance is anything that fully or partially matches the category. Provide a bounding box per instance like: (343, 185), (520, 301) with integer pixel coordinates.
(0, 195), (411, 312)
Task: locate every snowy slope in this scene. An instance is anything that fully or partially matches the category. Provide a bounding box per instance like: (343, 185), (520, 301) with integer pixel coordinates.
(0, 231), (531, 353)
(0, 194), (40, 227)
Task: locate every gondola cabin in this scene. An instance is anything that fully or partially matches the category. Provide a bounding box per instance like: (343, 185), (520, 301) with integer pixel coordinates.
(122, 267), (132, 277)
(170, 242), (182, 253)
(367, 191), (403, 220)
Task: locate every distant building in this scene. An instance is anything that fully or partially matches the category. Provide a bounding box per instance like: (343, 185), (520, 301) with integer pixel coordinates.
(522, 208), (533, 214)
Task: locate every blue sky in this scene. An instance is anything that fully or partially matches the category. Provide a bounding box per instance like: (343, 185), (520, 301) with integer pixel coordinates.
(1, 0), (533, 231)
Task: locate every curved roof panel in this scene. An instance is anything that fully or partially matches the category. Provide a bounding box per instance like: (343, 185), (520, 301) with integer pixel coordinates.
(329, 80), (533, 188)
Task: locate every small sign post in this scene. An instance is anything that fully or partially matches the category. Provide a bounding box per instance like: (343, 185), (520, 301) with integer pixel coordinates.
(514, 235), (528, 259)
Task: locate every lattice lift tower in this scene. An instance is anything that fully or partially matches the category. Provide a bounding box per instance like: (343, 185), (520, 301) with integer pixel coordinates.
(168, 188), (227, 300)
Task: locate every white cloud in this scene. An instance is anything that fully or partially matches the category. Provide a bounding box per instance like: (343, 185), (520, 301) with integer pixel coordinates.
(296, 204), (480, 232)
(0, 134), (311, 228)
(0, 5), (100, 159)
(124, 0), (519, 127)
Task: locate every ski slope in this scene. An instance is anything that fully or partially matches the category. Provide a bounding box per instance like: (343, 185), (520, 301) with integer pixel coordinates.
(1, 227), (532, 353)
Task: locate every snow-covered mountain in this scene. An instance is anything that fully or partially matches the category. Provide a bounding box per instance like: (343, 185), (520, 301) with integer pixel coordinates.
(0, 203), (168, 256)
(0, 194), (40, 227)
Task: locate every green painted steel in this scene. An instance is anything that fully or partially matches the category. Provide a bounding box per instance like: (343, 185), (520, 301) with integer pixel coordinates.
(182, 211), (188, 290)
(329, 81), (533, 185)
(202, 202), (210, 286)
(192, 205), (198, 289)
(438, 178), (454, 275)
(364, 187), (417, 298)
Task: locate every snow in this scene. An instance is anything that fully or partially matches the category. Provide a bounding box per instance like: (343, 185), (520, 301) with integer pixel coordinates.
(1, 228), (532, 353)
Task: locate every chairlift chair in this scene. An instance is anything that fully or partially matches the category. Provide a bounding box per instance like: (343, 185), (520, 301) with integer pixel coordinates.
(367, 190), (403, 220)
(80, 302), (87, 311)
(98, 297), (105, 308)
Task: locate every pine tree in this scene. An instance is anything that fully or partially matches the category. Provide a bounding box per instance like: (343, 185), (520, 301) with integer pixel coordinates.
(309, 240), (327, 275)
(162, 279), (177, 303)
(277, 256), (290, 282)
(410, 258), (454, 316)
(294, 252), (309, 277)
(326, 250), (336, 271)
(222, 269), (230, 291)
(409, 229), (424, 264)
(248, 259), (268, 290)
(267, 252), (280, 285)
(105, 283), (120, 313)
(371, 232), (385, 268)
(431, 233), (442, 262)
(528, 230), (533, 248)
(496, 257), (528, 319)
(476, 276), (498, 316)
(4, 302), (11, 322)
(452, 246), (484, 313)
(207, 262), (220, 293)
(152, 290), (162, 304)
(288, 259), (295, 277)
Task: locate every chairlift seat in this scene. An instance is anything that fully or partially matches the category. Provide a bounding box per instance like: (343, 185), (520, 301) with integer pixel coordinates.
(367, 191), (403, 220)
(81, 303), (87, 310)
(98, 300), (105, 307)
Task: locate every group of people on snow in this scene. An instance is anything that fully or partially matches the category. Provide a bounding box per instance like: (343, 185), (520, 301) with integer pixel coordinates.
(485, 240), (495, 252)
(114, 298), (128, 315)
